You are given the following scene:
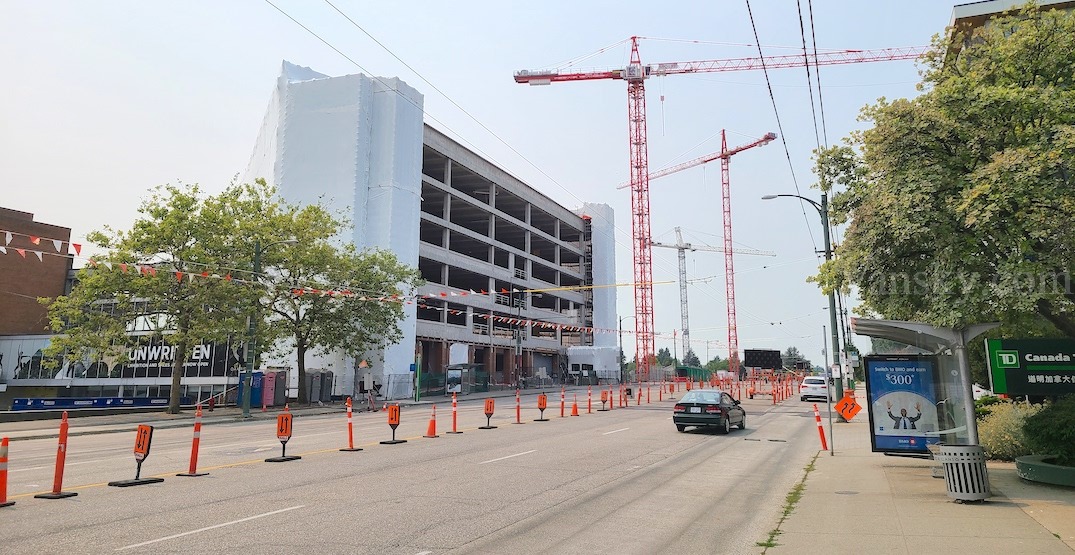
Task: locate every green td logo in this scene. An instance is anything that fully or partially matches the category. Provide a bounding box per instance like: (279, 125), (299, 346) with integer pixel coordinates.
(997, 350), (1020, 368)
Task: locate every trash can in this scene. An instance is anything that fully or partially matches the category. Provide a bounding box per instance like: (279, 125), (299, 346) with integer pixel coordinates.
(935, 444), (990, 502)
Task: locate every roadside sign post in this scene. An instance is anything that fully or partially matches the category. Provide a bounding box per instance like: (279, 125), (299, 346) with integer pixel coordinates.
(109, 424), (166, 486)
(266, 410), (301, 462)
(599, 390), (609, 411)
(479, 398), (497, 429)
(535, 394), (549, 421)
(380, 405), (407, 444)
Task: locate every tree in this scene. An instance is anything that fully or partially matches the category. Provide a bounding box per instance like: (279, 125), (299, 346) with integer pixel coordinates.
(816, 5), (1075, 340)
(781, 346), (810, 369)
(44, 182), (260, 413)
(705, 355), (730, 372)
(655, 347), (674, 367)
(261, 214), (422, 403)
(682, 348), (701, 367)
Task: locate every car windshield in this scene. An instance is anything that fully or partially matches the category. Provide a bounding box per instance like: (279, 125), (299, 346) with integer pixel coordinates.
(804, 378), (825, 385)
(682, 391), (721, 404)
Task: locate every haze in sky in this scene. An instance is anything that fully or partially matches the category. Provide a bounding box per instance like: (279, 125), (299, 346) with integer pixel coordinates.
(0, 1), (968, 369)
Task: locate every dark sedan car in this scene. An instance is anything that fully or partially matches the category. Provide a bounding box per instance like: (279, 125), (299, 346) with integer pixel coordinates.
(673, 389), (746, 433)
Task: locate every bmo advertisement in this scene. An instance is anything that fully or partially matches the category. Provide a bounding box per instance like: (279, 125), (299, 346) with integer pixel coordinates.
(864, 355), (941, 454)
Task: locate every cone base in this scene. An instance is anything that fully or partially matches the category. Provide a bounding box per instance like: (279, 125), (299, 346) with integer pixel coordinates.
(176, 472), (209, 477)
(0, 501), (14, 507)
(478, 426), (498, 429)
(265, 456), (302, 462)
(34, 491), (77, 499)
(379, 440), (407, 444)
(339, 448), (363, 452)
(446, 431), (464, 434)
(108, 478), (165, 487)
(534, 418), (549, 422)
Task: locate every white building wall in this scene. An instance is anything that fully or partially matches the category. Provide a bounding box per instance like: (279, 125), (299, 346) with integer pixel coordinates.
(579, 203), (617, 348)
(244, 61), (424, 400)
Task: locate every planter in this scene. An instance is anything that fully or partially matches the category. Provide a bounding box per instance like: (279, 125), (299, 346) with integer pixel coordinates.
(1015, 455), (1075, 487)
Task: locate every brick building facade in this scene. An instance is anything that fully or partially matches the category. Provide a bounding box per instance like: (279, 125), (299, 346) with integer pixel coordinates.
(0, 207), (73, 335)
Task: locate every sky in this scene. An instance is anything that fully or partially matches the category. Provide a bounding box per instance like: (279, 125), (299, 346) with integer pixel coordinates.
(0, 1), (969, 370)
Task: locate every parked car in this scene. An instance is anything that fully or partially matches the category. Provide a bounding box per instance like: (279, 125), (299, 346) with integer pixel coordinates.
(799, 376), (832, 402)
(673, 389), (746, 433)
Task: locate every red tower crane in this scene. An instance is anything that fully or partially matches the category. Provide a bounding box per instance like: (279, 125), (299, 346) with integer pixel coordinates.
(515, 38), (925, 382)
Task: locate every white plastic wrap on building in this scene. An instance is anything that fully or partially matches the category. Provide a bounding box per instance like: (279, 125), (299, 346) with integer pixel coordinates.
(567, 346), (620, 381)
(244, 61), (424, 400)
(577, 203), (616, 348)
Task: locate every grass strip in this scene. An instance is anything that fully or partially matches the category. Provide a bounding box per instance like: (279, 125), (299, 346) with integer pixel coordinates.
(757, 452), (819, 550)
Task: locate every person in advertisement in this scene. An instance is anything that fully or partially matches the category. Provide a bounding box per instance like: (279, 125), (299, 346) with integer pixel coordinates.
(868, 356), (940, 453)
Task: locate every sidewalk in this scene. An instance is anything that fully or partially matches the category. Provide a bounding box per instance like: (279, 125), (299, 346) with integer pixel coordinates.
(770, 415), (1075, 554)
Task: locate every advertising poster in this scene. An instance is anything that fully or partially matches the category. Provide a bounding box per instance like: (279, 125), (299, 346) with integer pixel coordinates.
(446, 368), (462, 393)
(864, 355), (940, 454)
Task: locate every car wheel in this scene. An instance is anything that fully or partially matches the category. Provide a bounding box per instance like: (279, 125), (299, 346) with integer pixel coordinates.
(738, 414), (747, 430)
(720, 418), (731, 434)
(676, 424), (686, 432)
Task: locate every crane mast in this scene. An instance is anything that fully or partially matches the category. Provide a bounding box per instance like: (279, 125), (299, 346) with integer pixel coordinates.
(514, 39), (926, 384)
(626, 38), (655, 382)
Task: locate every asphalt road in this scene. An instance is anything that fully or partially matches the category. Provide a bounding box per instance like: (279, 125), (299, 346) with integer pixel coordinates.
(3, 394), (826, 554)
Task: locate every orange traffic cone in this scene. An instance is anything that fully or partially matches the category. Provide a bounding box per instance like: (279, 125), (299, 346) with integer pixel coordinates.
(424, 404), (439, 438)
(571, 394), (580, 416)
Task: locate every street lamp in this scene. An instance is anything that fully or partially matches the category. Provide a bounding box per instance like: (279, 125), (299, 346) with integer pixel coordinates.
(243, 238), (297, 418)
(618, 315), (635, 384)
(761, 193), (843, 401)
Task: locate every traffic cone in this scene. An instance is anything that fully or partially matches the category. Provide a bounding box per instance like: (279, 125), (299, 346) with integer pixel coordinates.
(424, 404), (439, 438)
(571, 394), (580, 416)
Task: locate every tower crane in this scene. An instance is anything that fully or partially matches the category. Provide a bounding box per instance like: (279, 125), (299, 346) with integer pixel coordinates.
(515, 38), (926, 381)
(652, 227), (774, 360)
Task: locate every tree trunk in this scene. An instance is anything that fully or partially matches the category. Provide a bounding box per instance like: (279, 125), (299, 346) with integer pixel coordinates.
(167, 335), (188, 414)
(1036, 299), (1075, 340)
(296, 341), (308, 404)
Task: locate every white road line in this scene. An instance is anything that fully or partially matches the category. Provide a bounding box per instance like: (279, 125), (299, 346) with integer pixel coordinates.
(478, 450), (536, 465)
(602, 428), (630, 435)
(114, 505), (305, 551)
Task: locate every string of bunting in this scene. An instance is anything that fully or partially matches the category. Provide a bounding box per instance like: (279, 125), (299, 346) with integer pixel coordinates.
(4, 229), (692, 339)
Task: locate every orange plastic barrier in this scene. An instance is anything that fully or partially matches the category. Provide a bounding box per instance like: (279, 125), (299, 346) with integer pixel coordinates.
(424, 404), (439, 438)
(380, 405), (407, 444)
(1, 436), (13, 507)
(514, 390), (523, 425)
(448, 392), (462, 434)
(571, 394), (580, 416)
(813, 404), (829, 451)
(479, 398), (497, 429)
(178, 404), (211, 473)
(535, 393), (550, 421)
(34, 411), (76, 499)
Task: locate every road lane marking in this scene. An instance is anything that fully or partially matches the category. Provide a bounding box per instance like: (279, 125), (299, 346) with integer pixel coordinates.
(115, 505), (305, 551)
(602, 428), (630, 435)
(479, 450), (535, 465)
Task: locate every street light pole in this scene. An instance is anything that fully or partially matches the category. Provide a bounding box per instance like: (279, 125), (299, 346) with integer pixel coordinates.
(243, 238), (296, 419)
(762, 193), (843, 401)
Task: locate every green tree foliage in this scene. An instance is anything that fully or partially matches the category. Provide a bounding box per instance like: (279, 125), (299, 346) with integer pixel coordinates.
(656, 347), (674, 367)
(261, 220), (422, 403)
(816, 5), (1075, 338)
(781, 346), (810, 369)
(44, 182), (261, 413)
(705, 355), (730, 372)
(682, 348), (701, 367)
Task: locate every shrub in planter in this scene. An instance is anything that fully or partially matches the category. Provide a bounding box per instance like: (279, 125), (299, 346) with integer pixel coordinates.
(1022, 395), (1075, 467)
(978, 401), (1041, 461)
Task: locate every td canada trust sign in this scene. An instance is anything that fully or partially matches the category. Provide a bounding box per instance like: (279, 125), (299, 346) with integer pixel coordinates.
(986, 339), (1075, 396)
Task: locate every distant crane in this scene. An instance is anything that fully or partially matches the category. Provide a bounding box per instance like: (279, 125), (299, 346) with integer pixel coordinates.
(515, 38), (926, 381)
(652, 226), (775, 359)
